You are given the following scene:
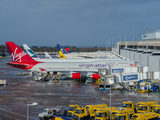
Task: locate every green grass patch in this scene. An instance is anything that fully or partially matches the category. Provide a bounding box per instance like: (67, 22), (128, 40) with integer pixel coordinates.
(0, 56), (10, 59)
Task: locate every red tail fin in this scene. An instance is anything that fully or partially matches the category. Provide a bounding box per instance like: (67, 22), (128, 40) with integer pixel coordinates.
(5, 42), (36, 63)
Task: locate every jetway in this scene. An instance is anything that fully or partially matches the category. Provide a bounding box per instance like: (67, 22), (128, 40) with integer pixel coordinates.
(113, 49), (160, 72)
(98, 67), (160, 91)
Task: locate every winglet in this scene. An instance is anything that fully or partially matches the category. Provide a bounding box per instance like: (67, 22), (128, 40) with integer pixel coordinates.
(57, 44), (68, 54)
(59, 51), (66, 59)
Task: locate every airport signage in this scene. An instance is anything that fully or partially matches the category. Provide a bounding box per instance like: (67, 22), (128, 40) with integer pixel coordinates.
(111, 68), (124, 74)
(122, 74), (138, 82)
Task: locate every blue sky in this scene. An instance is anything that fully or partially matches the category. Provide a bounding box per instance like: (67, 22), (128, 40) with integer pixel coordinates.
(0, 0), (160, 47)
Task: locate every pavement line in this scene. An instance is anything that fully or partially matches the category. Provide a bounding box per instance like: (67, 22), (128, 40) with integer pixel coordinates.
(125, 94), (129, 98)
(0, 108), (26, 118)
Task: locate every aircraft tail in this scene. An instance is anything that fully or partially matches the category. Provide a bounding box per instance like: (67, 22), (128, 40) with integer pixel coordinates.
(23, 44), (39, 59)
(5, 42), (36, 63)
(59, 51), (66, 59)
(57, 44), (68, 54)
(64, 46), (72, 53)
(44, 52), (52, 59)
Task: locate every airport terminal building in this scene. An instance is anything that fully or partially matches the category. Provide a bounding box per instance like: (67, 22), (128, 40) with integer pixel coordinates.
(112, 30), (160, 71)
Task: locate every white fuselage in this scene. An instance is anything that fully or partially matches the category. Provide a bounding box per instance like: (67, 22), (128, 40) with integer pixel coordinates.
(31, 58), (138, 74)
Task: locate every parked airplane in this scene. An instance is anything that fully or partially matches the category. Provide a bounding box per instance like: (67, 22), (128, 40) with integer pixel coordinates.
(64, 46), (72, 53)
(59, 51), (66, 59)
(6, 42), (139, 81)
(23, 44), (52, 59)
(23, 44), (39, 59)
(57, 44), (68, 54)
(56, 44), (114, 58)
(44, 52), (52, 59)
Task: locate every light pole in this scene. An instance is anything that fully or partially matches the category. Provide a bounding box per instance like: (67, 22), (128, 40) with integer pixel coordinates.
(145, 27), (149, 96)
(124, 34), (127, 58)
(106, 40), (107, 51)
(112, 38), (113, 48)
(145, 28), (149, 66)
(114, 37), (116, 47)
(27, 102), (38, 120)
(132, 31), (135, 60)
(119, 36), (121, 55)
(108, 39), (110, 51)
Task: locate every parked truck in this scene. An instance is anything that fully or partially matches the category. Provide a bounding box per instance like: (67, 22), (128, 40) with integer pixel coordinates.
(136, 101), (158, 113)
(67, 105), (80, 116)
(122, 101), (158, 113)
(74, 104), (108, 120)
(112, 109), (134, 120)
(131, 112), (157, 120)
(94, 107), (117, 120)
(114, 112), (157, 120)
(122, 101), (135, 111)
(39, 108), (61, 120)
(152, 105), (160, 118)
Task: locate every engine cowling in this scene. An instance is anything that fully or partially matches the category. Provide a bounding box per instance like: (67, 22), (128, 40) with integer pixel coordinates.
(91, 73), (100, 79)
(87, 73), (100, 80)
(68, 73), (81, 79)
(72, 73), (81, 79)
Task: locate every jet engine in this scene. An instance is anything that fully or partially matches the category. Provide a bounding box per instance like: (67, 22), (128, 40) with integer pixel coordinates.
(91, 73), (100, 79)
(87, 73), (100, 80)
(67, 73), (81, 79)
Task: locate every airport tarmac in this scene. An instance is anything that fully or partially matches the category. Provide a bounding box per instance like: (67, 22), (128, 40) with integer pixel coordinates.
(0, 58), (160, 120)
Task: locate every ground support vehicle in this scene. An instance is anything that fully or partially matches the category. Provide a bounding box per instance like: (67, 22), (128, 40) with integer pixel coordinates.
(39, 108), (61, 120)
(95, 79), (103, 84)
(94, 107), (117, 120)
(114, 112), (157, 120)
(114, 113), (132, 120)
(152, 105), (160, 110)
(93, 107), (117, 114)
(112, 109), (134, 120)
(152, 105), (160, 118)
(74, 107), (86, 120)
(0, 79), (7, 85)
(67, 105), (80, 116)
(131, 112), (157, 120)
(98, 84), (105, 91)
(137, 86), (158, 93)
(74, 104), (108, 120)
(54, 115), (74, 120)
(122, 101), (135, 111)
(136, 101), (158, 113)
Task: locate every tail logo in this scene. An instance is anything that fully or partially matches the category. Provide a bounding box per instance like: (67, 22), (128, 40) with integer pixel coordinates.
(25, 49), (35, 57)
(60, 48), (63, 52)
(11, 47), (26, 62)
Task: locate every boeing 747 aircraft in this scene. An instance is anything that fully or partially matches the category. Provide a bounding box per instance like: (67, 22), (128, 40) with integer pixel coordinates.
(6, 42), (138, 81)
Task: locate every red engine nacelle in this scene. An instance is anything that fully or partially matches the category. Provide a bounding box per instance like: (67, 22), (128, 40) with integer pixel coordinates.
(92, 73), (100, 80)
(71, 73), (81, 79)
